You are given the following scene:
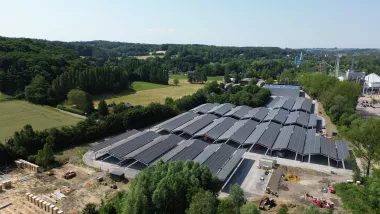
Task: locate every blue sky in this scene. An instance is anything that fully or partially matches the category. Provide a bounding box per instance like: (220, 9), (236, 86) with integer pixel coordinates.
(0, 0), (379, 48)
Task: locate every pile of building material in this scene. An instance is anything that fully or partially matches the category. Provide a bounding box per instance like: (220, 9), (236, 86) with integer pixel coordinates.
(15, 159), (39, 172)
(26, 192), (63, 214)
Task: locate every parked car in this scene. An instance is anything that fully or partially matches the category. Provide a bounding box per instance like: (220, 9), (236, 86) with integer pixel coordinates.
(63, 171), (76, 179)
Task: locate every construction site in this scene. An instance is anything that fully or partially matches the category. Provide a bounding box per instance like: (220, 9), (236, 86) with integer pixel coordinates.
(0, 159), (129, 214)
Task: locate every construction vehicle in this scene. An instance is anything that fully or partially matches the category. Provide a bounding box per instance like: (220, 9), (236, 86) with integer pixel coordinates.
(63, 171), (76, 179)
(304, 192), (334, 209)
(258, 197), (276, 210)
(46, 170), (54, 176)
(96, 176), (104, 182)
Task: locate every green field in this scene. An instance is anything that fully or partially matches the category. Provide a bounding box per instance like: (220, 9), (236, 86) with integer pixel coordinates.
(0, 101), (82, 139)
(169, 75), (223, 81)
(131, 81), (170, 91)
(95, 79), (205, 107)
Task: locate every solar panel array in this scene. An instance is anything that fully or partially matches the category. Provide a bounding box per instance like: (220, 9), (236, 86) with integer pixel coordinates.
(133, 135), (184, 165)
(174, 114), (218, 135)
(89, 129), (139, 152)
(271, 97), (313, 113)
(108, 131), (161, 159)
(224, 106), (253, 119)
(203, 144), (237, 174)
(160, 112), (198, 132)
(170, 140), (209, 161)
(191, 103), (220, 114)
(208, 103), (236, 116)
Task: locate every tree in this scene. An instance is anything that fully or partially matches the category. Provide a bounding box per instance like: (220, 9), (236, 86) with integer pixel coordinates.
(229, 184), (246, 214)
(240, 201), (261, 214)
(25, 75), (51, 104)
(67, 89), (94, 114)
(266, 77), (274, 84)
(187, 191), (217, 214)
(35, 139), (55, 169)
(303, 205), (330, 214)
(217, 198), (234, 214)
(98, 99), (109, 116)
(82, 203), (99, 214)
(341, 118), (380, 176)
(173, 78), (179, 86)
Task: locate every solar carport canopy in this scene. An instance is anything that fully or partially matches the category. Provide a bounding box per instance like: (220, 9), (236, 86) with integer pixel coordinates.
(217, 149), (246, 181)
(336, 140), (350, 160)
(169, 139), (209, 162)
(191, 103), (219, 114)
(208, 103), (235, 116)
(159, 112), (198, 132)
(89, 129), (139, 152)
(108, 131), (160, 160)
(194, 117), (237, 140)
(303, 129), (321, 155)
(229, 120), (259, 144)
(173, 114), (218, 135)
(203, 144), (237, 174)
(320, 137), (338, 160)
(287, 126), (307, 154)
(257, 122), (282, 148)
(133, 134), (184, 165)
(224, 106), (253, 119)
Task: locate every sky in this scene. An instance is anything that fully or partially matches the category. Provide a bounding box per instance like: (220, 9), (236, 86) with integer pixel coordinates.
(0, 0), (379, 48)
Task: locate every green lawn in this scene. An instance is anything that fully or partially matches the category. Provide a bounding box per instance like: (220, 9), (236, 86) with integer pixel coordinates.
(0, 100), (82, 140)
(131, 81), (170, 91)
(169, 75), (223, 81)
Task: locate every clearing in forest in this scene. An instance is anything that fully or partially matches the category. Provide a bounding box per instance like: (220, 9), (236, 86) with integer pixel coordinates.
(0, 100), (82, 140)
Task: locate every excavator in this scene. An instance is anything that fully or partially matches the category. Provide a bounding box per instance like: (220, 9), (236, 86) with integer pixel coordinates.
(258, 197), (276, 210)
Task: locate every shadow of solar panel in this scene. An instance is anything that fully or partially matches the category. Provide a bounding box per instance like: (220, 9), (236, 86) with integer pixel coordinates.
(89, 129), (139, 152)
(217, 149), (246, 181)
(109, 131), (160, 159)
(206, 117), (237, 140)
(230, 120), (259, 144)
(170, 140), (208, 162)
(161, 112), (198, 131)
(133, 135), (184, 165)
(203, 144), (237, 174)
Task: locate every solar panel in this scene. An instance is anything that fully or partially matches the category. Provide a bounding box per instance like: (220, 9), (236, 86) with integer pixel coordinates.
(224, 106), (241, 117)
(194, 118), (224, 137)
(242, 107), (260, 119)
(252, 107), (270, 121)
(195, 103), (220, 114)
(218, 120), (247, 141)
(217, 149), (246, 181)
(205, 117), (237, 140)
(257, 122), (282, 148)
(301, 99), (313, 113)
(193, 144), (222, 164)
(231, 106), (252, 119)
(133, 135), (184, 165)
(292, 97), (305, 111)
(170, 140), (208, 162)
(230, 120), (259, 144)
(266, 97), (281, 108)
(244, 122), (269, 145)
(308, 114), (318, 128)
(273, 109), (289, 124)
(297, 111), (310, 127)
(89, 129), (139, 152)
(108, 131), (160, 159)
(263, 109), (280, 122)
(211, 103), (235, 116)
(287, 126), (307, 154)
(320, 137), (338, 160)
(282, 99), (296, 110)
(182, 114), (218, 135)
(203, 144), (236, 174)
(155, 140), (193, 163)
(336, 140), (350, 160)
(272, 126), (294, 150)
(303, 130), (320, 155)
(190, 103), (207, 112)
(273, 97), (288, 109)
(285, 111), (298, 125)
(160, 112), (198, 131)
